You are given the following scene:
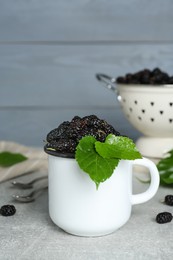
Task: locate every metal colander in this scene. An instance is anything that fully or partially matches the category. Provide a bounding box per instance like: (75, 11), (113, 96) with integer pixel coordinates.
(96, 74), (173, 138)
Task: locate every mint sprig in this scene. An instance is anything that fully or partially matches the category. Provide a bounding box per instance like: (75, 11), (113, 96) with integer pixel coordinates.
(0, 151), (28, 167)
(75, 134), (142, 188)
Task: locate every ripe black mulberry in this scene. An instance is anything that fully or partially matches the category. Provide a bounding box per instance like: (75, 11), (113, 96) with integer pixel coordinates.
(156, 212), (172, 224)
(0, 204), (16, 216)
(164, 195), (173, 206)
(46, 121), (70, 142)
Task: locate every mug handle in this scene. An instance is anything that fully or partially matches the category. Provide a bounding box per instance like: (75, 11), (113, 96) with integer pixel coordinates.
(131, 157), (160, 205)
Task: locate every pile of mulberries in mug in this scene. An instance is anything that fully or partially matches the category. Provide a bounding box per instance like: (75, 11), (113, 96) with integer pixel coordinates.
(116, 68), (173, 85)
(44, 115), (120, 156)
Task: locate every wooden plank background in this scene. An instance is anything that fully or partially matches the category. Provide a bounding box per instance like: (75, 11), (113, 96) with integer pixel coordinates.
(0, 0), (173, 146)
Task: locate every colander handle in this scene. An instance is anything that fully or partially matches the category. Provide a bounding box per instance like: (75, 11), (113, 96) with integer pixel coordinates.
(95, 74), (117, 92)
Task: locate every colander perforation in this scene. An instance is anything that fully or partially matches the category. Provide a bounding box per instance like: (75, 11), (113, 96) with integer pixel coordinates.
(169, 119), (173, 123)
(170, 103), (173, 107)
(150, 102), (154, 106)
(160, 111), (164, 114)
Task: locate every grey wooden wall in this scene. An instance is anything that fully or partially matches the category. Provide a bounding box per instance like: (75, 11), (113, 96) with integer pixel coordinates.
(0, 0), (173, 147)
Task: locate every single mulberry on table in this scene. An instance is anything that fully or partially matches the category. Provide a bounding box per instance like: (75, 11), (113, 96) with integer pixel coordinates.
(156, 212), (173, 224)
(164, 195), (173, 206)
(0, 205), (16, 216)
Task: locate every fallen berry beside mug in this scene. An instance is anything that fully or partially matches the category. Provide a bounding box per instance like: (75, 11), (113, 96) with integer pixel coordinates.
(44, 115), (160, 237)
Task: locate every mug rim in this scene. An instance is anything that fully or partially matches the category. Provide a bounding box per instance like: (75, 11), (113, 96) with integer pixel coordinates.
(44, 145), (75, 158)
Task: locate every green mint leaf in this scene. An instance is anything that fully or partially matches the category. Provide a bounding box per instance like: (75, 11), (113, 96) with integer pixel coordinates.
(95, 134), (142, 160)
(0, 151), (28, 167)
(157, 150), (173, 186)
(75, 136), (119, 188)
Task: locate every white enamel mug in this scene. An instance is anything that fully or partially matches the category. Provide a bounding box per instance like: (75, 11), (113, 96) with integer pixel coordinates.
(48, 155), (159, 237)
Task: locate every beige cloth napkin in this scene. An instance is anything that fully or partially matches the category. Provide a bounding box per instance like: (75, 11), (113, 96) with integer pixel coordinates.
(0, 141), (48, 183)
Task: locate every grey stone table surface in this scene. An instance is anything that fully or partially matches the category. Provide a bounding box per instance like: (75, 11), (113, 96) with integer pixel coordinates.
(0, 170), (173, 260)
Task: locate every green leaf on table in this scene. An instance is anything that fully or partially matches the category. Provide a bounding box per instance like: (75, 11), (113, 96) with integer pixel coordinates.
(75, 136), (119, 188)
(0, 151), (28, 167)
(157, 150), (173, 186)
(95, 134), (142, 160)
